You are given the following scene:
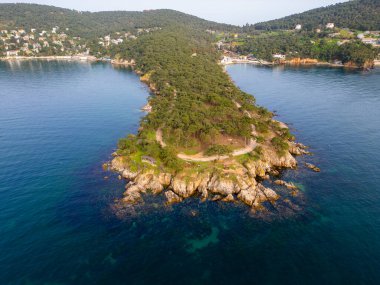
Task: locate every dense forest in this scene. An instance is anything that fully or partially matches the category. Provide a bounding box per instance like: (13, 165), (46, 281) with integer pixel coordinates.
(115, 27), (260, 146)
(0, 4), (238, 38)
(235, 31), (378, 67)
(112, 27), (283, 171)
(250, 0), (380, 31)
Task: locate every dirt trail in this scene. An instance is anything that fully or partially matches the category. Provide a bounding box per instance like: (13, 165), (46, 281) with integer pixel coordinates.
(155, 103), (257, 162)
(156, 128), (167, 147)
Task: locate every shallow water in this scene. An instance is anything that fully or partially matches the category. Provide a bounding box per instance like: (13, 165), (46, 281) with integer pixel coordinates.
(0, 61), (379, 284)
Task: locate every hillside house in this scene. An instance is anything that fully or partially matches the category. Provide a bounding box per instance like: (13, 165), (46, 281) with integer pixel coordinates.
(221, 56), (232, 64)
(6, 50), (19, 57)
(362, 38), (380, 46)
(273, 54), (286, 60)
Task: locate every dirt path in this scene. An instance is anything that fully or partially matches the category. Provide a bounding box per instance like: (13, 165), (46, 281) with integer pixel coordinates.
(155, 100), (258, 162)
(156, 128), (166, 147)
(177, 139), (256, 162)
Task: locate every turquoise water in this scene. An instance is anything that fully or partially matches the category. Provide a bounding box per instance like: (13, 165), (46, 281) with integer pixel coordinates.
(0, 61), (380, 284)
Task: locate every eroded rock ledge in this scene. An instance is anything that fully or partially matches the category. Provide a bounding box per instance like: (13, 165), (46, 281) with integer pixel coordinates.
(110, 142), (310, 213)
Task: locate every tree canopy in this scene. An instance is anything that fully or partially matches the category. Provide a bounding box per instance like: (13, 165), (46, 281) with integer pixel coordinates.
(112, 27), (258, 148)
(250, 0), (380, 31)
(0, 4), (238, 38)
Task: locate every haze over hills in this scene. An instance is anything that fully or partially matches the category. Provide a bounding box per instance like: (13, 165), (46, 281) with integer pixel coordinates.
(0, 3), (238, 38)
(252, 0), (380, 31)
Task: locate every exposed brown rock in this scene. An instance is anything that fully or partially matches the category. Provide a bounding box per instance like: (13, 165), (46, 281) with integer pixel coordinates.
(165, 191), (183, 204)
(305, 163), (321, 172)
(222, 194), (235, 202)
(274, 180), (298, 190)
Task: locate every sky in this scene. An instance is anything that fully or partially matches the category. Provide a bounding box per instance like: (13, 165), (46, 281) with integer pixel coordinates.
(0, 0), (348, 25)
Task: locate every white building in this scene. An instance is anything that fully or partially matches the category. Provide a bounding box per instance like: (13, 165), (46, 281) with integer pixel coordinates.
(6, 50), (19, 57)
(326, 23), (335, 29)
(273, 54), (286, 60)
(295, 24), (302, 30)
(362, 38), (379, 46)
(221, 56), (233, 64)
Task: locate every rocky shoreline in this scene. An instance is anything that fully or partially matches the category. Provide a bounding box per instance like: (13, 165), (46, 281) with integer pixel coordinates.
(0, 55), (99, 62)
(109, 141), (314, 213)
(223, 56), (376, 70)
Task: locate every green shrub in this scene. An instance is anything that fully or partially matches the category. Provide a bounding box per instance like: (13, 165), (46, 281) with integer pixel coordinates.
(256, 136), (265, 144)
(117, 135), (138, 154)
(271, 137), (289, 156)
(205, 144), (233, 156)
(159, 146), (183, 171)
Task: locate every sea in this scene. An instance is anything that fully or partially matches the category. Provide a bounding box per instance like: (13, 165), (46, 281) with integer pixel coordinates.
(0, 60), (379, 284)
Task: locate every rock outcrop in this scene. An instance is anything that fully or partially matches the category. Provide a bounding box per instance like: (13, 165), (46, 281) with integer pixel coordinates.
(289, 142), (311, 155)
(305, 163), (321, 172)
(110, 142), (308, 212)
(274, 180), (298, 190)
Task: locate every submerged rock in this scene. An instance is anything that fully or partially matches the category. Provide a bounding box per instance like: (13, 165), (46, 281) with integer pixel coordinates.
(305, 163), (321, 172)
(274, 180), (298, 190)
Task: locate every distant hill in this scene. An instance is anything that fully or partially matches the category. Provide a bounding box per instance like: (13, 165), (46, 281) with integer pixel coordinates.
(252, 0), (380, 31)
(0, 4), (238, 38)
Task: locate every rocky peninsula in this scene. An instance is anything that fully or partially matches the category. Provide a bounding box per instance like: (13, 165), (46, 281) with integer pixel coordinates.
(105, 27), (319, 215)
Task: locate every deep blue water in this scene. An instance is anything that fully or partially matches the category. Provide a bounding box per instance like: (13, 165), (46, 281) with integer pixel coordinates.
(0, 61), (379, 284)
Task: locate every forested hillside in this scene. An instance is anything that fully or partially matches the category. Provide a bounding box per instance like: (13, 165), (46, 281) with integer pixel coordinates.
(235, 31), (378, 67)
(113, 27), (269, 163)
(0, 4), (238, 38)
(251, 0), (380, 31)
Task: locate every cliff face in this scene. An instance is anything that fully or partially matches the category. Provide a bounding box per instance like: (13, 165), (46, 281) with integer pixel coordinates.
(343, 60), (374, 69)
(110, 142), (308, 213)
(285, 58), (319, 65)
(281, 57), (375, 69)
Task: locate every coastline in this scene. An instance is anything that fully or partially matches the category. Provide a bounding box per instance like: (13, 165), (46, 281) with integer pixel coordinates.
(108, 58), (315, 216)
(221, 57), (377, 70)
(2, 55), (376, 69)
(0, 55), (100, 62)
